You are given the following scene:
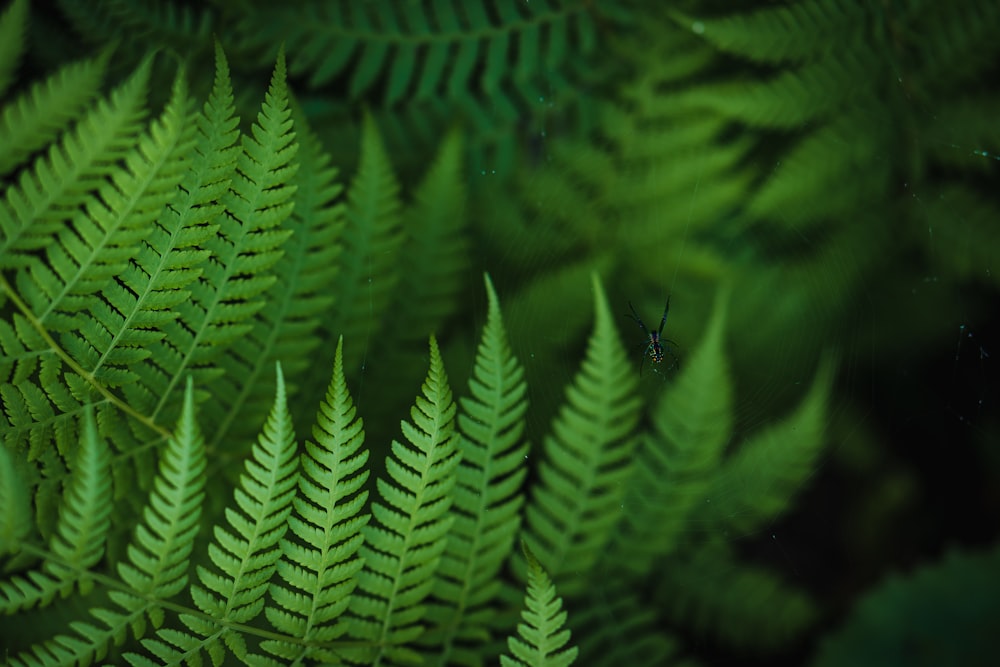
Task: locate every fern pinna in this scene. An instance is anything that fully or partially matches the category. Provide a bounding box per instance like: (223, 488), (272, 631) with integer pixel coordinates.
(2, 0), (843, 662)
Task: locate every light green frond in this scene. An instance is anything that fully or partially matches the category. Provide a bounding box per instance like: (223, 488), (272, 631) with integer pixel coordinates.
(500, 542), (577, 667)
(257, 337), (370, 664)
(0, 0), (27, 94)
(523, 274), (640, 593)
(611, 287), (732, 573)
(425, 273), (528, 665)
(390, 127), (468, 344)
(0, 442), (30, 554)
(0, 409), (110, 616)
(0, 49), (109, 176)
(9, 379), (207, 667)
(748, 108), (890, 229)
(328, 112), (403, 372)
(671, 0), (869, 63)
(141, 365), (298, 665)
(347, 336), (460, 666)
(207, 93), (347, 450)
(139, 41), (240, 422)
(679, 46), (875, 128)
(699, 353), (834, 536)
(55, 67), (196, 392)
(657, 541), (817, 652)
(0, 55), (151, 268)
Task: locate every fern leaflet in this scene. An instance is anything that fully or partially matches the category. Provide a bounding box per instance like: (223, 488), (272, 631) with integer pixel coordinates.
(136, 365), (298, 665)
(500, 541), (577, 667)
(523, 273), (640, 593)
(425, 273), (529, 665)
(346, 335), (461, 666)
(256, 337), (371, 665)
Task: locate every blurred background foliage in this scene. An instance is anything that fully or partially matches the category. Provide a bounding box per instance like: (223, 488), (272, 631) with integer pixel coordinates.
(6, 0), (1000, 664)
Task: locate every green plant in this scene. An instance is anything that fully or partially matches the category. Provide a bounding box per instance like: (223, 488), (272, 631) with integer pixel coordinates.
(1, 1), (851, 664)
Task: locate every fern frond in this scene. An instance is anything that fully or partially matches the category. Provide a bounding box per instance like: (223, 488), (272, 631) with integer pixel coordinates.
(678, 46), (876, 128)
(53, 66), (195, 391)
(0, 442), (30, 554)
(236, 0), (600, 99)
(611, 287), (732, 574)
(522, 273), (640, 594)
(657, 541), (818, 652)
(136, 364), (297, 665)
(205, 93), (347, 450)
(327, 112), (402, 373)
(747, 108), (890, 228)
(0, 49), (110, 176)
(389, 127), (468, 344)
(135, 41), (240, 423)
(571, 585), (681, 667)
(425, 273), (528, 665)
(0, 0), (27, 94)
(0, 409), (110, 615)
(0, 55), (151, 268)
(698, 354), (834, 536)
(671, 0), (869, 64)
(500, 541), (577, 667)
(257, 337), (370, 664)
(7, 380), (207, 666)
(347, 335), (461, 666)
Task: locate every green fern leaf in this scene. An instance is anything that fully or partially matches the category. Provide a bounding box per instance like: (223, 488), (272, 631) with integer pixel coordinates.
(500, 541), (577, 667)
(327, 112), (402, 372)
(671, 0), (869, 64)
(256, 336), (371, 664)
(346, 335), (461, 666)
(389, 127), (467, 344)
(135, 41), (241, 423)
(425, 273), (529, 665)
(0, 441), (30, 554)
(207, 92), (349, 450)
(55, 66), (196, 390)
(140, 364), (298, 664)
(657, 540), (818, 652)
(0, 55), (151, 268)
(611, 287), (732, 573)
(0, 408), (111, 615)
(698, 353), (834, 536)
(0, 48), (110, 176)
(523, 273), (640, 594)
(748, 107), (890, 229)
(6, 378), (207, 666)
(0, 0), (27, 94)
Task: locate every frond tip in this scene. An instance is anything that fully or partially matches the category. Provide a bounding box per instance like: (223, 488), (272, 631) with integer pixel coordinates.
(501, 541), (578, 667)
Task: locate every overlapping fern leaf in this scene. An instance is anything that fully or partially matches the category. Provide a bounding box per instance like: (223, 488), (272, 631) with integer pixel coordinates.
(254, 337), (370, 665)
(132, 366), (298, 666)
(500, 542), (577, 667)
(522, 274), (640, 594)
(423, 273), (528, 665)
(4, 380), (205, 666)
(346, 336), (461, 665)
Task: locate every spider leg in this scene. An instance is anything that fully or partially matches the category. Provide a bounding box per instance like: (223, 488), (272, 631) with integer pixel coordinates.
(657, 296), (671, 335)
(626, 301), (650, 336)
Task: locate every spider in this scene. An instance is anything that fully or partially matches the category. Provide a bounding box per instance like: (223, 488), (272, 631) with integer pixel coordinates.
(626, 297), (679, 376)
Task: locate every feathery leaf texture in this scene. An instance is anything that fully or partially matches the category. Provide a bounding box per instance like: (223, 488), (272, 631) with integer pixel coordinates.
(523, 273), (640, 593)
(138, 365), (298, 665)
(0, 409), (110, 615)
(500, 541), (577, 667)
(327, 112), (402, 373)
(257, 337), (370, 665)
(657, 541), (818, 652)
(612, 287), (732, 572)
(424, 273), (528, 665)
(347, 336), (461, 666)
